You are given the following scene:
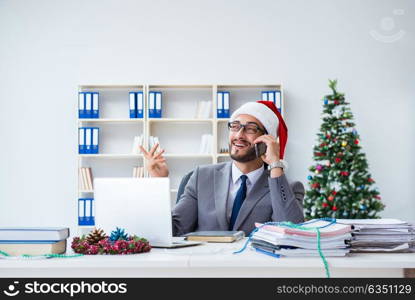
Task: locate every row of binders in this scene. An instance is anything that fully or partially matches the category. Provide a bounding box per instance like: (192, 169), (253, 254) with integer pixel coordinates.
(129, 92), (144, 118)
(149, 91), (162, 118)
(78, 198), (95, 226)
(217, 92), (230, 118)
(78, 92), (99, 118)
(79, 167), (94, 191)
(217, 90), (282, 118)
(261, 91), (282, 112)
(78, 127), (99, 154)
(79, 90), (282, 120)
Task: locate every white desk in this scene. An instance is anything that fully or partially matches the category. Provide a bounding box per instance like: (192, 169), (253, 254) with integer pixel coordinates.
(1, 239), (414, 278)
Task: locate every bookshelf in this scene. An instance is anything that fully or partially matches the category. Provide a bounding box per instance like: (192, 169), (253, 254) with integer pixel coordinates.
(77, 84), (283, 232)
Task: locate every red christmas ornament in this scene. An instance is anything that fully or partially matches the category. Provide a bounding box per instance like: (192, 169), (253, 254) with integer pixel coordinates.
(332, 206), (338, 211)
(335, 157), (341, 163)
(322, 203), (328, 208)
(331, 190), (337, 195)
(368, 178), (374, 183)
(311, 183), (320, 189)
(328, 195), (334, 201)
(340, 171), (349, 176)
(334, 100), (340, 105)
(354, 139), (359, 144)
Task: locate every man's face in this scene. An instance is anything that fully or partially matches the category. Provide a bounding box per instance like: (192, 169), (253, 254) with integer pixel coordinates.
(229, 114), (266, 163)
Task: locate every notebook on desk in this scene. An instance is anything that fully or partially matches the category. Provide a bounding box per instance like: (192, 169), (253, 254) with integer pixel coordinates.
(184, 231), (245, 243)
(94, 177), (203, 248)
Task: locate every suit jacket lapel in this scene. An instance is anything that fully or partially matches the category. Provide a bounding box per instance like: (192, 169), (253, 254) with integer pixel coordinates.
(234, 169), (269, 230)
(214, 161), (232, 230)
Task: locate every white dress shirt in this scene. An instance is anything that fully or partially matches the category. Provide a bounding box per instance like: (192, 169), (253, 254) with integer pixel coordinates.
(226, 162), (265, 222)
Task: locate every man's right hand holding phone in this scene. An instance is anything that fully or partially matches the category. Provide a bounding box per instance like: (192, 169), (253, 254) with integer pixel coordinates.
(139, 143), (169, 177)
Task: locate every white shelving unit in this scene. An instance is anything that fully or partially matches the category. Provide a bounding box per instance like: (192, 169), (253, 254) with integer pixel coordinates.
(77, 84), (283, 232)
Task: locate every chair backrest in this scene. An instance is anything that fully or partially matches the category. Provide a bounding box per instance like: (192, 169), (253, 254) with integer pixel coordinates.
(176, 170), (305, 208)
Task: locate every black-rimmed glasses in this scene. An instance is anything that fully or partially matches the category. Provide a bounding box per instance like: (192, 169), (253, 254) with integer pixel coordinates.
(227, 121), (265, 135)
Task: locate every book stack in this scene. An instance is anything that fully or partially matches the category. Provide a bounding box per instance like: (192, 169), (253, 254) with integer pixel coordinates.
(148, 136), (162, 154)
(79, 167), (94, 191)
(184, 231), (244, 243)
(250, 219), (352, 257)
(194, 100), (212, 119)
(132, 134), (145, 154)
(337, 219), (415, 253)
(199, 134), (213, 154)
(0, 227), (69, 256)
(133, 166), (145, 178)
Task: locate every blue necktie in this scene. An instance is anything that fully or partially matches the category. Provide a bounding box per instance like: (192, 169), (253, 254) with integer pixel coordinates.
(229, 175), (248, 230)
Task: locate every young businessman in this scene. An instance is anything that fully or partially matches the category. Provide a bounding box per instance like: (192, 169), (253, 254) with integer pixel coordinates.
(140, 101), (304, 236)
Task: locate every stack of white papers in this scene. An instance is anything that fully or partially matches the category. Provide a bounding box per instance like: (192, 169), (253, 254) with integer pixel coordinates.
(199, 134), (213, 154)
(336, 219), (415, 253)
(194, 101), (212, 119)
(250, 220), (353, 257)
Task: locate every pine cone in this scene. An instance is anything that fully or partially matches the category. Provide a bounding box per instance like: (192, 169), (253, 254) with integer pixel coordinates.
(109, 227), (128, 242)
(86, 228), (107, 245)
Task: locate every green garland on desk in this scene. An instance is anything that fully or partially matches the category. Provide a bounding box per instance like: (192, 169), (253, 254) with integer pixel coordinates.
(0, 249), (83, 260)
(234, 218), (336, 278)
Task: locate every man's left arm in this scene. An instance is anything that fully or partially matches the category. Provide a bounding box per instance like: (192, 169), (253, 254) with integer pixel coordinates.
(253, 135), (305, 224)
(268, 170), (304, 223)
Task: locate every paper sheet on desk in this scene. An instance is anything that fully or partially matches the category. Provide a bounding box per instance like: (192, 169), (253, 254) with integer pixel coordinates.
(336, 219), (407, 225)
(159, 245), (242, 255)
(350, 243), (410, 253)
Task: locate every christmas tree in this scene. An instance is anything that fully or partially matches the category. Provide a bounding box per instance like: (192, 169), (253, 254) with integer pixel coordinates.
(304, 79), (384, 219)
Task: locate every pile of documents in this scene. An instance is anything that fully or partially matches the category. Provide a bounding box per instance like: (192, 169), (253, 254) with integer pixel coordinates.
(250, 219), (352, 257)
(336, 219), (415, 253)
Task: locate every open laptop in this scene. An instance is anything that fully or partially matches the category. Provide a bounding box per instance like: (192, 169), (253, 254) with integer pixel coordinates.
(94, 177), (203, 248)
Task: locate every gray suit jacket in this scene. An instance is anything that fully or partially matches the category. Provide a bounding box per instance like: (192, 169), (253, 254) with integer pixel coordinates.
(172, 161), (305, 236)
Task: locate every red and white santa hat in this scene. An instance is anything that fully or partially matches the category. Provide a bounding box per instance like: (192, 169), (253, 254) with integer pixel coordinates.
(230, 100), (288, 160)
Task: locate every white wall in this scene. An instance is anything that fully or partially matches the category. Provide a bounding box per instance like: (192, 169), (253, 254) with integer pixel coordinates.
(1, 0), (414, 234)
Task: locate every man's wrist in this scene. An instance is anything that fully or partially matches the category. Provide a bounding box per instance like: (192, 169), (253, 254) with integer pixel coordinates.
(270, 167), (284, 178)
